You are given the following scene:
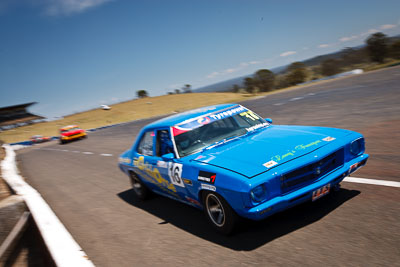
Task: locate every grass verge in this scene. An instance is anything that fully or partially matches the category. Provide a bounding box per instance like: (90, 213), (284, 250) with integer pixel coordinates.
(0, 92), (255, 143)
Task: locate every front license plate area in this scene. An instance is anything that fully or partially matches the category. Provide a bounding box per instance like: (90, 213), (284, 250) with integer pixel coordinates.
(312, 184), (330, 201)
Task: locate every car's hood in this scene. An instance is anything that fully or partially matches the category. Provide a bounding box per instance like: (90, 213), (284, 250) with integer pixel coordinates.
(191, 125), (350, 178)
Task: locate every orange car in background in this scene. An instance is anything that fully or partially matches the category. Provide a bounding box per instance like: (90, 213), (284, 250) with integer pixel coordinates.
(59, 125), (87, 144)
(30, 135), (51, 144)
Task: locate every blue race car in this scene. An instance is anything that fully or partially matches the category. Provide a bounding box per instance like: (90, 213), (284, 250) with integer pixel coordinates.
(119, 104), (368, 234)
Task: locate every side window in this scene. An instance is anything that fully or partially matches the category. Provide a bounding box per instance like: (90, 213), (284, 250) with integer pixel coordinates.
(137, 131), (154, 156)
(156, 130), (174, 157)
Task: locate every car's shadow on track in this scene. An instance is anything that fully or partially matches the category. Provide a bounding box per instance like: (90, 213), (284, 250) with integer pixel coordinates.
(117, 188), (360, 251)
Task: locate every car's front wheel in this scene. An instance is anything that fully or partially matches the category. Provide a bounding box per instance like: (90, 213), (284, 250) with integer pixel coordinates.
(202, 192), (237, 235)
(129, 172), (150, 200)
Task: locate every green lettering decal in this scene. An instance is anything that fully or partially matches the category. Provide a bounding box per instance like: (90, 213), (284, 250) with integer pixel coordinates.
(270, 140), (322, 162)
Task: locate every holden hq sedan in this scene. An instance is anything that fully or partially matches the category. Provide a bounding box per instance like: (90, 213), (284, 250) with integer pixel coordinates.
(59, 125), (87, 144)
(118, 104), (368, 234)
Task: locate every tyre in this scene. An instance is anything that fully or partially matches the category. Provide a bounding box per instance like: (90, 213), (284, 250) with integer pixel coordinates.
(129, 172), (150, 200)
(202, 191), (237, 235)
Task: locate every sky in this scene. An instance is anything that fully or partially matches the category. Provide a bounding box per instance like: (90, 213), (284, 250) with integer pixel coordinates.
(1, 0), (400, 119)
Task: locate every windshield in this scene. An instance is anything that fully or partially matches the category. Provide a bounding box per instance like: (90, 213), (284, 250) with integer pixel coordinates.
(61, 127), (79, 133)
(173, 106), (268, 157)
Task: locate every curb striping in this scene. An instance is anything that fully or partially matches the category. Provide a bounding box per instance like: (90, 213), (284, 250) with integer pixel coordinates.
(343, 177), (400, 188)
(1, 144), (95, 267)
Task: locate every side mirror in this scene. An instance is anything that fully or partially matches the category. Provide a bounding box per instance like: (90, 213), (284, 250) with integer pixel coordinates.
(265, 118), (273, 124)
(161, 153), (175, 160)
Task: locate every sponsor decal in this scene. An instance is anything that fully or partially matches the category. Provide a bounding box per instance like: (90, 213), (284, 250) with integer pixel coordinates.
(119, 157), (131, 164)
(172, 105), (246, 136)
(271, 140), (323, 163)
(168, 162), (185, 187)
(133, 156), (177, 192)
(272, 151), (295, 162)
(209, 105), (245, 120)
(201, 184), (216, 191)
(240, 110), (260, 121)
(183, 178), (192, 186)
(263, 160), (278, 168)
(185, 196), (200, 206)
(246, 122), (269, 132)
(157, 160), (168, 168)
(197, 171), (216, 184)
(295, 140), (322, 150)
(198, 116), (211, 125)
(322, 136), (336, 142)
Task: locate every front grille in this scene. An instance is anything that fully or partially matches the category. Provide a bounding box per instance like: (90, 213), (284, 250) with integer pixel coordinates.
(280, 148), (344, 194)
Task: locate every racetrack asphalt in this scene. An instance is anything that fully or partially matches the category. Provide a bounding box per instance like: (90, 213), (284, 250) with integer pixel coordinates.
(16, 66), (400, 266)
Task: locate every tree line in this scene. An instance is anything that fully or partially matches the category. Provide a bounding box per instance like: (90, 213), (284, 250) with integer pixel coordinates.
(136, 84), (192, 98)
(233, 32), (400, 94)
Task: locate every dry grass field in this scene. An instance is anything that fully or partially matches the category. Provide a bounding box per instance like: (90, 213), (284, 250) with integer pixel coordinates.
(0, 93), (256, 143)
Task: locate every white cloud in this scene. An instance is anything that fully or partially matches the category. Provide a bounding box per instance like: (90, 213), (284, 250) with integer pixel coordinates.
(280, 51), (296, 57)
(339, 35), (359, 42)
(361, 28), (378, 36)
(380, 24), (396, 30)
(44, 0), (113, 16)
(318, 44), (330, 48)
(206, 72), (219, 79)
(339, 23), (398, 43)
(205, 59), (264, 80)
(0, 0), (113, 16)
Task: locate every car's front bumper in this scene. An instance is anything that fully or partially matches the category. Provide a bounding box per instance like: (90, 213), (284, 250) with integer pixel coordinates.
(240, 153), (368, 220)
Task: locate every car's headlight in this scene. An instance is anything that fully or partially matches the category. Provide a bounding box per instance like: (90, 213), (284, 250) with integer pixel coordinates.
(250, 184), (268, 203)
(350, 138), (365, 155)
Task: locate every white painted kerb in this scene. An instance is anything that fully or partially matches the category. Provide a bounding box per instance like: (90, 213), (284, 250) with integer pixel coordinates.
(1, 144), (95, 267)
(343, 177), (400, 188)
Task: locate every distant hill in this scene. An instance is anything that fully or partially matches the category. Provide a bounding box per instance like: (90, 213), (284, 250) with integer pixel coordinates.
(195, 76), (247, 93)
(195, 65), (286, 93)
(194, 34), (400, 93)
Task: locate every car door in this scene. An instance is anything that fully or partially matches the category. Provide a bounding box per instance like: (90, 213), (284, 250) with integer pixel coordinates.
(154, 129), (189, 200)
(134, 129), (181, 199)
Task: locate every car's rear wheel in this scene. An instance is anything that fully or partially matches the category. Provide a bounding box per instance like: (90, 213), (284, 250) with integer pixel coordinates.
(129, 172), (150, 200)
(202, 191), (237, 235)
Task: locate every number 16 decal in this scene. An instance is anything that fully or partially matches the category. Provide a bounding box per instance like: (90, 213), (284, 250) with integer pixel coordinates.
(168, 163), (185, 187)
